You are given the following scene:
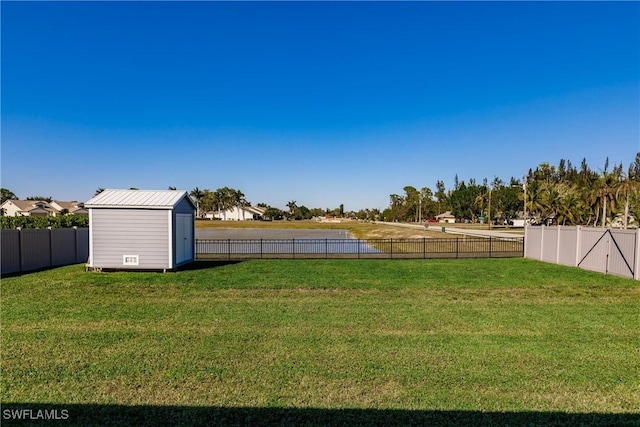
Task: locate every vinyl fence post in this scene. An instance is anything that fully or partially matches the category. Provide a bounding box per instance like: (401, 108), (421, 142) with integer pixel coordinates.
(556, 226), (561, 264)
(358, 239), (361, 259)
(634, 228), (640, 280)
(17, 227), (23, 273)
(325, 239), (328, 259)
(48, 227), (54, 268)
(390, 239), (393, 259)
(73, 226), (78, 263)
(606, 232), (611, 274)
(228, 239), (231, 261)
(260, 239), (263, 259)
(292, 239), (295, 259)
(575, 226), (582, 267)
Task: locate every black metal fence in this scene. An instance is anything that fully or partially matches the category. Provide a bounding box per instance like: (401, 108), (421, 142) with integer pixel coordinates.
(196, 237), (524, 260)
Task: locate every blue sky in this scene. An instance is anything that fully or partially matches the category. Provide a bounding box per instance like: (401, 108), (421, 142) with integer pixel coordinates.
(2, 1), (638, 211)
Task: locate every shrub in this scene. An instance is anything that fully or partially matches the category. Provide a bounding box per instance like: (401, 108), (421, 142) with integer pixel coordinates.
(0, 215), (89, 229)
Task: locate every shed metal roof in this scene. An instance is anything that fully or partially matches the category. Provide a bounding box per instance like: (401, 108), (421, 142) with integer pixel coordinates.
(85, 190), (195, 209)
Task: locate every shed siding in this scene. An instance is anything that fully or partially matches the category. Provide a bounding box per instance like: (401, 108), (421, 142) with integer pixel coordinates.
(91, 209), (169, 268)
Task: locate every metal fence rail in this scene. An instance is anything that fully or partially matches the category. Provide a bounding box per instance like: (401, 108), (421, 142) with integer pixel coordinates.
(196, 237), (524, 260)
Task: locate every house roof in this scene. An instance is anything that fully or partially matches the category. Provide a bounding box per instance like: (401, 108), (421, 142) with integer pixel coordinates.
(208, 206), (267, 215)
(243, 206), (267, 215)
(85, 190), (196, 210)
(435, 211), (455, 219)
(51, 201), (87, 213)
(2, 200), (55, 213)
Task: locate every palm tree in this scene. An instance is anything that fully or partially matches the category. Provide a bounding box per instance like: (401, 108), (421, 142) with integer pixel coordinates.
(190, 187), (204, 218)
(435, 180), (447, 215)
(540, 181), (562, 225)
(1, 188), (18, 203)
(199, 189), (216, 214)
(524, 179), (545, 224)
(232, 189), (248, 220)
(474, 185), (489, 223)
(557, 187), (581, 226)
(286, 201), (297, 219)
(593, 172), (618, 227)
(214, 187), (236, 220)
(615, 165), (639, 228)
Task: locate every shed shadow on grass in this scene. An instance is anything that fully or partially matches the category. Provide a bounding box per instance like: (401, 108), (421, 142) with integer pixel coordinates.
(2, 404), (638, 426)
(177, 260), (246, 271)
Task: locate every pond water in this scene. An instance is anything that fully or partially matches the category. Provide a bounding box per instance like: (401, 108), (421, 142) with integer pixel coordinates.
(195, 228), (381, 255)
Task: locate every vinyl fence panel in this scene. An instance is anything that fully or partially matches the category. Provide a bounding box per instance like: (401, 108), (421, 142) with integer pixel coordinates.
(524, 226), (542, 259)
(1, 230), (21, 275)
(636, 229), (640, 280)
(557, 227), (578, 266)
(541, 227), (559, 263)
(76, 228), (89, 263)
(51, 228), (77, 266)
(20, 229), (52, 272)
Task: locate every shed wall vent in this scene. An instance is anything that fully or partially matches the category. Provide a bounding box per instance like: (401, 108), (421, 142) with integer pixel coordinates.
(123, 255), (139, 266)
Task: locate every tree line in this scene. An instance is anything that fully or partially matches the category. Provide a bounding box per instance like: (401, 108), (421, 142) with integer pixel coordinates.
(188, 187), (361, 221)
(3, 153), (638, 228)
(380, 153), (639, 228)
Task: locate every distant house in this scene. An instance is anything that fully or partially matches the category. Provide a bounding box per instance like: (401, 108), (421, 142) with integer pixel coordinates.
(1, 200), (88, 217)
(1, 200), (56, 217)
(207, 205), (267, 221)
(50, 201), (88, 215)
(85, 189), (196, 271)
(436, 211), (456, 224)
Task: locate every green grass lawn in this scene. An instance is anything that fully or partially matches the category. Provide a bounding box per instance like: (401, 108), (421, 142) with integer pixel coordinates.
(2, 259), (639, 426)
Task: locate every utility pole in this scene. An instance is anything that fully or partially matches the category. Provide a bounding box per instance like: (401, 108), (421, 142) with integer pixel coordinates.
(488, 187), (492, 230)
(523, 175), (527, 226)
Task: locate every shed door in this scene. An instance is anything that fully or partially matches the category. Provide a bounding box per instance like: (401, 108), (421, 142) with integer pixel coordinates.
(176, 214), (193, 265)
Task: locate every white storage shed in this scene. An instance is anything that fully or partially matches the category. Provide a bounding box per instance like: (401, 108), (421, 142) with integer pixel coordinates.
(85, 189), (196, 271)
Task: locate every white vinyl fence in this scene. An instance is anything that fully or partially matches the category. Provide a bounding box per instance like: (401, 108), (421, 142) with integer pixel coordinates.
(525, 226), (639, 280)
(1, 227), (89, 275)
